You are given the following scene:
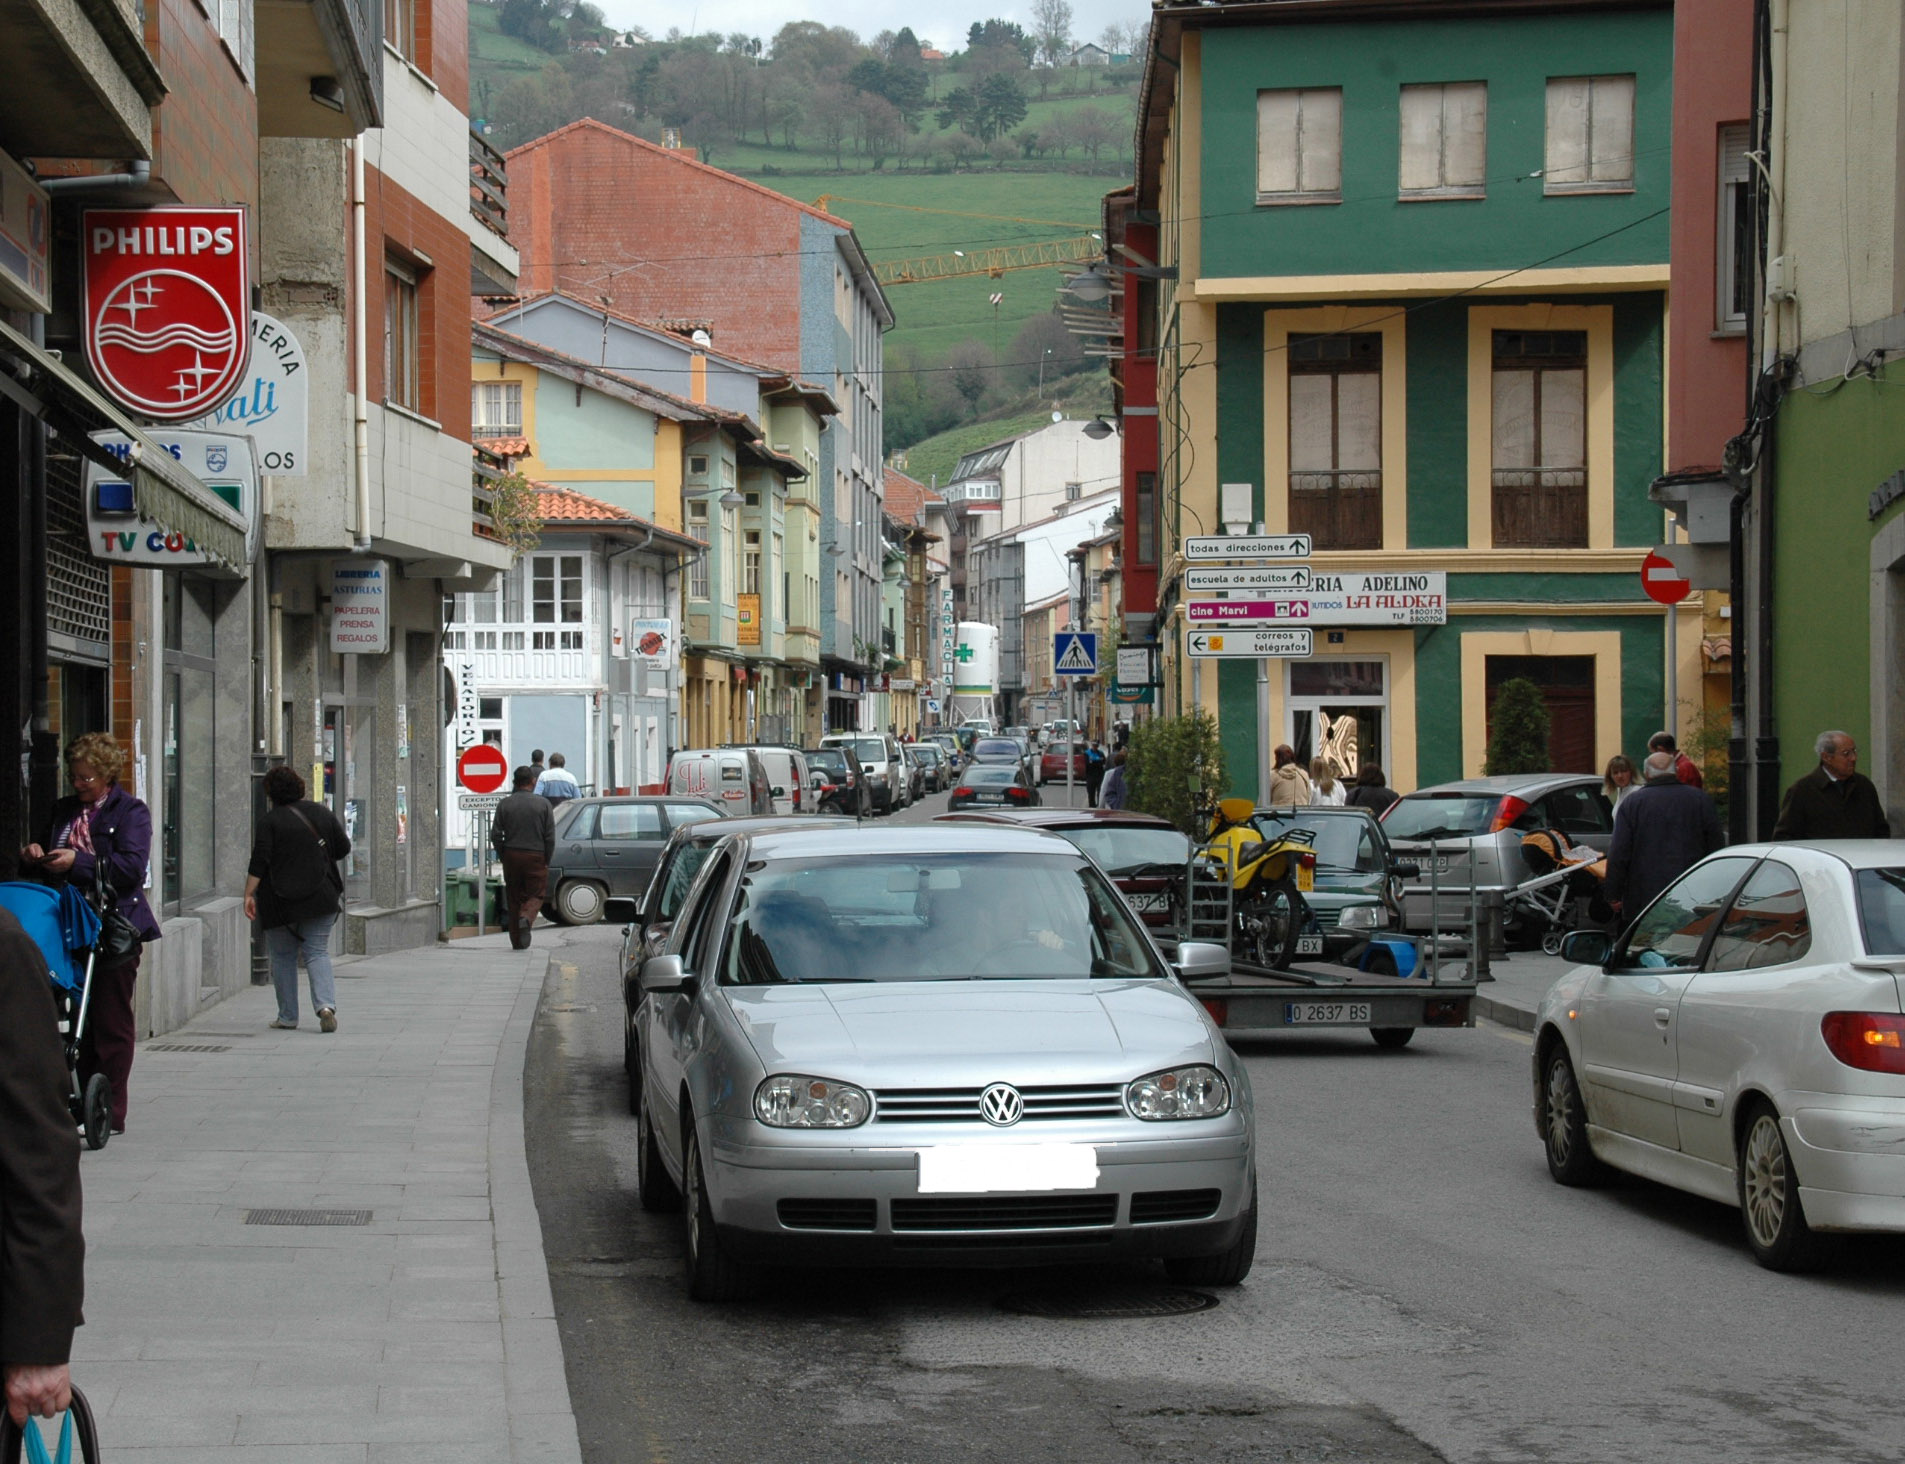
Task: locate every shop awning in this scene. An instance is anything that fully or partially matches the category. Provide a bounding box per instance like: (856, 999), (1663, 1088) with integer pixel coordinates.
(0, 319), (249, 570)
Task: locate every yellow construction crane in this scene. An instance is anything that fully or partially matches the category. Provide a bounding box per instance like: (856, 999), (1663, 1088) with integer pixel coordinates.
(871, 235), (1102, 286)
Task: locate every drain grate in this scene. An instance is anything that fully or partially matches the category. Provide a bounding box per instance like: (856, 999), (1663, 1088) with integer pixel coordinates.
(998, 1285), (1219, 1319)
(244, 1209), (373, 1227)
(148, 1044), (231, 1054)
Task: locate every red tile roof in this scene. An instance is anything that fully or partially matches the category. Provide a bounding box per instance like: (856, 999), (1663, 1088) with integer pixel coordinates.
(534, 484), (638, 523)
(478, 435), (532, 459)
(883, 465), (942, 526)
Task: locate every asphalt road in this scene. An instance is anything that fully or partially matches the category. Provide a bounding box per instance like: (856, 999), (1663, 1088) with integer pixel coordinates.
(523, 789), (1905, 1464)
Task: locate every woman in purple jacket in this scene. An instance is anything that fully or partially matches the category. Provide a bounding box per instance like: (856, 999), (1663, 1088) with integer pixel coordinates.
(20, 732), (159, 1136)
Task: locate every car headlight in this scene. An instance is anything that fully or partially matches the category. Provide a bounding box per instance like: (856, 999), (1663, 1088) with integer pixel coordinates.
(1338, 904), (1390, 931)
(1124, 1065), (1230, 1121)
(754, 1074), (872, 1128)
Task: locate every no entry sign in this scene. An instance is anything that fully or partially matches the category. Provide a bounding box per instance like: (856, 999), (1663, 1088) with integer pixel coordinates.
(1641, 549), (1693, 606)
(457, 743), (510, 794)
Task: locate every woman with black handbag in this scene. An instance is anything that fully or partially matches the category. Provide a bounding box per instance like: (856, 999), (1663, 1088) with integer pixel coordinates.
(19, 732), (159, 1137)
(243, 766), (351, 1033)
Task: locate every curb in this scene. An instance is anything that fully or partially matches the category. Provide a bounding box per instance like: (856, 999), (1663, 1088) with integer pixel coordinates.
(489, 954), (584, 1464)
(1474, 992), (1536, 1033)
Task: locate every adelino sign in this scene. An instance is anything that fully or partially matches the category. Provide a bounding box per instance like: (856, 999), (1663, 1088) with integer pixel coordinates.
(82, 207), (251, 422)
(83, 428), (258, 574)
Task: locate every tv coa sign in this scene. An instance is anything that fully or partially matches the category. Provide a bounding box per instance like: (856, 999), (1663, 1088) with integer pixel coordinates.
(83, 207), (251, 422)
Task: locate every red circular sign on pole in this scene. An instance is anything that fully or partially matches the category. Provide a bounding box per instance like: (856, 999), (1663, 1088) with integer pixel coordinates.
(1641, 549), (1693, 606)
(458, 743), (510, 794)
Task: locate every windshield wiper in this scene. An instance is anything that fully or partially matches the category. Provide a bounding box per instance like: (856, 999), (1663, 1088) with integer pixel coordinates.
(1395, 827), (1474, 843)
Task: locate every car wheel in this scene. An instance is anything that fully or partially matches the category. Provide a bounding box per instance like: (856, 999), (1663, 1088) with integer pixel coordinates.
(1540, 1046), (1606, 1187)
(681, 1109), (753, 1300)
(1163, 1178), (1257, 1286)
(636, 1084), (681, 1212)
(1370, 1027), (1415, 1050)
(1738, 1100), (1829, 1271)
(551, 879), (606, 926)
(1242, 887), (1302, 970)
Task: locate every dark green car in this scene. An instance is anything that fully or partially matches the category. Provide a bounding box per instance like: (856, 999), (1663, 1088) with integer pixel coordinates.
(1250, 805), (1412, 964)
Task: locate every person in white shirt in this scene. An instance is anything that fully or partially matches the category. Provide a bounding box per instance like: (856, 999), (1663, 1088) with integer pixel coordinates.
(1309, 757), (1347, 806)
(533, 752), (580, 804)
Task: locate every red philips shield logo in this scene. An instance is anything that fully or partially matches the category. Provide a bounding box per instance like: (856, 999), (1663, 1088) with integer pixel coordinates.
(83, 208), (250, 422)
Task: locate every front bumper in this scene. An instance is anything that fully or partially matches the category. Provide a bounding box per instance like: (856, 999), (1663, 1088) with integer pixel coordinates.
(701, 1115), (1253, 1268)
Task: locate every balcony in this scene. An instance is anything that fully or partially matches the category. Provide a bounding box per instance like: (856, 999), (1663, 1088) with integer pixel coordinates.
(468, 127), (519, 293)
(1, 0), (164, 158)
(1289, 469), (1382, 552)
(1491, 467), (1587, 549)
(257, 0), (384, 137)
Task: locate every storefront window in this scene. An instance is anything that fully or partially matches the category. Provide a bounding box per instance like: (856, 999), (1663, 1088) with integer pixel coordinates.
(162, 578), (220, 910)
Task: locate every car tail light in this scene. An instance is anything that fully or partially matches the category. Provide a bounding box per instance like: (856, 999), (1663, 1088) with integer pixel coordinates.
(1198, 997), (1229, 1027)
(953, 785), (973, 798)
(1821, 1012), (1905, 1074)
(1424, 998), (1467, 1027)
(1005, 786), (1032, 803)
(1488, 796), (1531, 833)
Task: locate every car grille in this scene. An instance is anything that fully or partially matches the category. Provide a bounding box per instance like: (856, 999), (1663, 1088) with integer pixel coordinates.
(890, 1195), (1118, 1231)
(776, 1198), (877, 1231)
(1129, 1189), (1221, 1224)
(874, 1084), (1126, 1123)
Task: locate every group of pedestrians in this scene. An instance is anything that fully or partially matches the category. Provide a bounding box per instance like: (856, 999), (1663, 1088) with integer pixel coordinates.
(1266, 744), (1399, 814)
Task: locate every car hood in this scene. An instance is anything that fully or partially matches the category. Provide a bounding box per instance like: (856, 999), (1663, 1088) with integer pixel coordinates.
(724, 979), (1216, 1086)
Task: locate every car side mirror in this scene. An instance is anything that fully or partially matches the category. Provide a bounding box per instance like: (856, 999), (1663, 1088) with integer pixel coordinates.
(1559, 930), (1612, 967)
(1390, 861), (1421, 879)
(640, 954), (697, 995)
(1172, 941), (1231, 981)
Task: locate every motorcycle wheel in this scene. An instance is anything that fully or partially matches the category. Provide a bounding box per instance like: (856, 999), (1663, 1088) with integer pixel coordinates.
(1243, 885), (1303, 970)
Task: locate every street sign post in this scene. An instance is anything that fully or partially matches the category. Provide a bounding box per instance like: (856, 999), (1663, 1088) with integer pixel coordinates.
(1187, 599), (1310, 623)
(457, 743), (509, 794)
(1186, 629), (1314, 658)
(1183, 534), (1310, 561)
(1184, 566), (1312, 592)
(1053, 632), (1097, 676)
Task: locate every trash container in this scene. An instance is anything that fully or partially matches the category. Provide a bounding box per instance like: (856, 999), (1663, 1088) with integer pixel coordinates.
(447, 870), (506, 927)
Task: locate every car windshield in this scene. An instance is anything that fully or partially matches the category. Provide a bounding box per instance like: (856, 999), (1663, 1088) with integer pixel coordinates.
(658, 840), (720, 920)
(837, 738), (885, 766)
(719, 853), (1165, 984)
(972, 739), (1021, 759)
(1856, 868), (1905, 955)
(806, 751), (846, 775)
(1382, 793), (1502, 841)
(962, 767), (1019, 787)
(1254, 812), (1383, 874)
(1046, 742), (1078, 756)
(1052, 825), (1192, 877)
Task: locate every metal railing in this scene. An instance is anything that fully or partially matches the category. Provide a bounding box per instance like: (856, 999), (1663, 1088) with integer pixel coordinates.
(1289, 469), (1382, 493)
(470, 129), (509, 239)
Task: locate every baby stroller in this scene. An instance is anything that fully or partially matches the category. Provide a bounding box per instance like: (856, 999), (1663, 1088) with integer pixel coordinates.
(0, 880), (112, 1150)
(1508, 828), (1612, 955)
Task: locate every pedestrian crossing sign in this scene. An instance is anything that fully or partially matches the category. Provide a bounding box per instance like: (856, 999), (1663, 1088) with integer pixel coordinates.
(1054, 632), (1098, 676)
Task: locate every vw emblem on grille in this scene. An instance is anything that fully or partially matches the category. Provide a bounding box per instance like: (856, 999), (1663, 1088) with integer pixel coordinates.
(980, 1083), (1024, 1126)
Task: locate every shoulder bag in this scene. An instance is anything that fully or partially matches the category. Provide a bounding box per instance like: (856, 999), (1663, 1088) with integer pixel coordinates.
(88, 809), (144, 963)
(283, 802), (346, 898)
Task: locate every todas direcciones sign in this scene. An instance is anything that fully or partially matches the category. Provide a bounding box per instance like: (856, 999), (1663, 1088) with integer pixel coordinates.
(83, 207), (251, 422)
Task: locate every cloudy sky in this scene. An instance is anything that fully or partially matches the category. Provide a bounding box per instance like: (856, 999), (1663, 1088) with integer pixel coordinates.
(595, 0), (1144, 52)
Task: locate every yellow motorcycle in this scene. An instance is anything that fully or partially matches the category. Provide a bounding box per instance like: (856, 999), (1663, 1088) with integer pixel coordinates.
(1203, 797), (1318, 970)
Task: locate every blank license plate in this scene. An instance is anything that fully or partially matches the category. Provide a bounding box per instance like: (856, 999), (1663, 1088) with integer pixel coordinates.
(1284, 1001), (1371, 1025)
(917, 1144), (1100, 1194)
(1294, 935), (1324, 956)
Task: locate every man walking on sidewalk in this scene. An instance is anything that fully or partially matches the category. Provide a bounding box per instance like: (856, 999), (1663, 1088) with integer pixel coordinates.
(491, 768), (554, 950)
(0, 877), (85, 1430)
(1605, 752), (1723, 923)
(1772, 730), (1891, 840)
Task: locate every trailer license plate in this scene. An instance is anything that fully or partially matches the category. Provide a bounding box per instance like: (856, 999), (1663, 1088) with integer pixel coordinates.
(1285, 1001), (1371, 1025)
(1295, 935), (1324, 956)
(1127, 892), (1170, 912)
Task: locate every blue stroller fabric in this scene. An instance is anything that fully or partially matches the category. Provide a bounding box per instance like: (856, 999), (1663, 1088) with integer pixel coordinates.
(0, 881), (99, 992)
(21, 1408), (75, 1464)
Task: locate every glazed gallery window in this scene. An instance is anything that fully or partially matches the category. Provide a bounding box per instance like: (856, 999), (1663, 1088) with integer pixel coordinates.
(384, 259), (420, 411)
(1399, 82), (1487, 198)
(1289, 332), (1382, 551)
(385, 0), (414, 59)
(1135, 471), (1158, 566)
(1257, 88), (1342, 204)
(744, 530), (762, 596)
(688, 501), (710, 600)
(472, 381), (522, 438)
(1545, 75), (1636, 193)
(1717, 123), (1753, 334)
(531, 554), (584, 651)
(1491, 330), (1587, 548)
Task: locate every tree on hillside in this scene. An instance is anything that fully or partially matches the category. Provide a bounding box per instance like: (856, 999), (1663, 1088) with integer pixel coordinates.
(965, 19), (1036, 64)
(1070, 105), (1116, 163)
(499, 0), (564, 51)
(1030, 0), (1073, 67)
(946, 341), (997, 412)
(765, 71), (811, 148)
(976, 73), (1027, 140)
(810, 82), (856, 168)
(1012, 311), (1086, 390)
(769, 21), (864, 79)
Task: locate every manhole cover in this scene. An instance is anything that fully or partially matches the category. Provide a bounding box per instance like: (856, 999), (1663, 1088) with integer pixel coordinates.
(244, 1208), (373, 1227)
(148, 1044), (230, 1053)
(998, 1286), (1219, 1319)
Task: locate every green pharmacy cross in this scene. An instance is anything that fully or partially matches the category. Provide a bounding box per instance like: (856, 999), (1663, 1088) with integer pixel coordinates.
(954, 644), (976, 663)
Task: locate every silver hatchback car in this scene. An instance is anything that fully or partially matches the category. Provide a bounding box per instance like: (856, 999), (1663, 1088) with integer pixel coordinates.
(1382, 773), (1615, 933)
(629, 824), (1257, 1300)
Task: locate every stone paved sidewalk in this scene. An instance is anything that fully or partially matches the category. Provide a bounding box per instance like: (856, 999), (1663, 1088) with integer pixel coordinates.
(61, 935), (580, 1464)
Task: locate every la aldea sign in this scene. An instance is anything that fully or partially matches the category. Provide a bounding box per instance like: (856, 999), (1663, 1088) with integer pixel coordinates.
(1188, 571), (1448, 627)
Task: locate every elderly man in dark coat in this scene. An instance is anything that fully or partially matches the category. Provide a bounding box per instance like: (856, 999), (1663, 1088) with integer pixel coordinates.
(1772, 730), (1891, 840)
(1605, 752), (1725, 922)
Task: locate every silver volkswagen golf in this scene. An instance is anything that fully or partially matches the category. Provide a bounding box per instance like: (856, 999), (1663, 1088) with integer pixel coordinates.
(629, 824), (1257, 1300)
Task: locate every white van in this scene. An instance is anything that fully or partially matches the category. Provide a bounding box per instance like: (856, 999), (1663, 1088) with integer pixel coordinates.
(666, 748), (773, 815)
(723, 744), (813, 817)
